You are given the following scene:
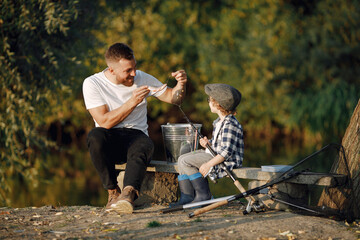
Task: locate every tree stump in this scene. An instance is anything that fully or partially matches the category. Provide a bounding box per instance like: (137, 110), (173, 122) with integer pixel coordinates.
(318, 99), (360, 220)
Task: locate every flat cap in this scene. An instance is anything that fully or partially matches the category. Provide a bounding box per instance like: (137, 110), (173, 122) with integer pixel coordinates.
(205, 84), (241, 111)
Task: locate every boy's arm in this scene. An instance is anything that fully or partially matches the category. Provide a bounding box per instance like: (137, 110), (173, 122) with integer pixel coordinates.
(199, 155), (225, 177)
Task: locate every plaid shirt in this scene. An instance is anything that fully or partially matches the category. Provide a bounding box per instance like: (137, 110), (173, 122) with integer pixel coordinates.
(209, 114), (244, 178)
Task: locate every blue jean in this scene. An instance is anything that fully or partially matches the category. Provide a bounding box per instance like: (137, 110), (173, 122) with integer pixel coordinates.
(87, 127), (154, 191)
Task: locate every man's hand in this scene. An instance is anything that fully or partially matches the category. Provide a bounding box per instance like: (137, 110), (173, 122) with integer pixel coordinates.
(130, 86), (150, 105)
(88, 86), (150, 129)
(171, 70), (187, 86)
(156, 69), (187, 104)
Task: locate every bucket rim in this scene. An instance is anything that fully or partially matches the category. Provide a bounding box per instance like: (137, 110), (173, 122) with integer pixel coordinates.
(161, 123), (202, 128)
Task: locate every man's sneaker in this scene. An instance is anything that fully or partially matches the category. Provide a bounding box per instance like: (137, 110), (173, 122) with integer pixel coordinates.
(110, 186), (139, 214)
(105, 186), (121, 212)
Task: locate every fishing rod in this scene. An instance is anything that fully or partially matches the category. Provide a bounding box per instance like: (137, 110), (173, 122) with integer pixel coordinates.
(188, 143), (344, 218)
(177, 105), (243, 184)
(268, 193), (321, 215)
(188, 169), (303, 218)
(177, 105), (253, 201)
(177, 106), (217, 157)
(161, 195), (238, 214)
(161, 193), (266, 214)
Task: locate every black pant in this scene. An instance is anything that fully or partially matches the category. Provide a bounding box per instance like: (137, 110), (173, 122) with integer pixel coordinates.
(87, 127), (154, 191)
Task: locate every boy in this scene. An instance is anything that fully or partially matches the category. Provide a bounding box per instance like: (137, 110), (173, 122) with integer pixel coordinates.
(170, 83), (244, 207)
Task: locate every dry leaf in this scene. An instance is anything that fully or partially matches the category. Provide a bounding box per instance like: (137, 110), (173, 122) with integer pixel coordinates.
(287, 233), (296, 240)
(102, 228), (119, 232)
(279, 230), (290, 236)
(33, 221), (46, 226)
(49, 231), (66, 235)
(172, 234), (182, 239)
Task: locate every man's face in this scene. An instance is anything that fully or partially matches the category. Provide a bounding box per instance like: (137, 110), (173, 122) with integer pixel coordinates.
(110, 58), (137, 86)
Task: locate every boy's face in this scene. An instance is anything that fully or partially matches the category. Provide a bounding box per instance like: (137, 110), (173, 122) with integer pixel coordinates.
(208, 97), (218, 114)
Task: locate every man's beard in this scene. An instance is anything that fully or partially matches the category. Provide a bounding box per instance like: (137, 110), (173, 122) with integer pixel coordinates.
(120, 76), (134, 86)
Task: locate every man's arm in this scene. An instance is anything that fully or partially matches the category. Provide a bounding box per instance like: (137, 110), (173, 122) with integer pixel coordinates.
(88, 86), (150, 129)
(156, 70), (187, 105)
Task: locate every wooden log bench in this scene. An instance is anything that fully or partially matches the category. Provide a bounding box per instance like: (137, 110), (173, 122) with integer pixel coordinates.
(115, 161), (179, 206)
(115, 160), (347, 209)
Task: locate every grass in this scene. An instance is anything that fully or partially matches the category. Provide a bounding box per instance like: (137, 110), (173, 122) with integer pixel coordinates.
(146, 221), (161, 228)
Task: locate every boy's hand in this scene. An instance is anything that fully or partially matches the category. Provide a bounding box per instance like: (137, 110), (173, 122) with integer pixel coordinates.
(200, 136), (210, 148)
(199, 162), (213, 177)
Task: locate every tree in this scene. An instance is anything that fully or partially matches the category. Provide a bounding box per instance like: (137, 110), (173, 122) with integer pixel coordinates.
(195, 0), (360, 143)
(318, 99), (360, 221)
(287, 0), (360, 142)
(0, 0), (104, 205)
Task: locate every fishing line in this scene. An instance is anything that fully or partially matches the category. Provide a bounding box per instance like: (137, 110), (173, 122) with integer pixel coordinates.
(177, 105), (216, 155)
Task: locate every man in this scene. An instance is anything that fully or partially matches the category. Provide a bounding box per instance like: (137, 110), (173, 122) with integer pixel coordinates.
(82, 43), (187, 213)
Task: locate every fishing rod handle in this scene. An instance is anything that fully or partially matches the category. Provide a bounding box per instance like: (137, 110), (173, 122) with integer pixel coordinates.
(217, 163), (255, 201)
(188, 199), (229, 218)
(161, 205), (183, 214)
(234, 180), (246, 193)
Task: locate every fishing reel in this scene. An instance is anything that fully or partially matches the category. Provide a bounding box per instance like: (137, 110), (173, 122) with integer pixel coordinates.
(204, 167), (217, 183)
(243, 199), (266, 215)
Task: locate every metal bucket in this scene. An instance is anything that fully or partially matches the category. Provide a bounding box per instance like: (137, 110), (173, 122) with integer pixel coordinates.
(161, 123), (202, 163)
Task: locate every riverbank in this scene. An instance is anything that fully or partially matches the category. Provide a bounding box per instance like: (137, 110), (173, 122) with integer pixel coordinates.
(1, 202), (359, 239)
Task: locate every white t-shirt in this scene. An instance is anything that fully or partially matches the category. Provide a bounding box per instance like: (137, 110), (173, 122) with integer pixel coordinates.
(205, 119), (224, 155)
(82, 69), (167, 135)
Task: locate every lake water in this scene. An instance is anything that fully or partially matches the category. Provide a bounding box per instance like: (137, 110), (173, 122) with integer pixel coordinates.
(5, 138), (338, 208)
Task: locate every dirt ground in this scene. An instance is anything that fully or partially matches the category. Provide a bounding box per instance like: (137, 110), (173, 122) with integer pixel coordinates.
(1, 202), (359, 240)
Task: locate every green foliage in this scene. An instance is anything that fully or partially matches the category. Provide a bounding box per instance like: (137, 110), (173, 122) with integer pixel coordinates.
(0, 0), (104, 205)
(1, 0), (359, 206)
(98, 0), (359, 140)
(146, 220), (161, 228)
(286, 0), (360, 141)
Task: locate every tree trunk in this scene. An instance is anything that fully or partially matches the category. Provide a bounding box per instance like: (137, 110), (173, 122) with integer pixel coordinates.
(318, 99), (360, 221)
